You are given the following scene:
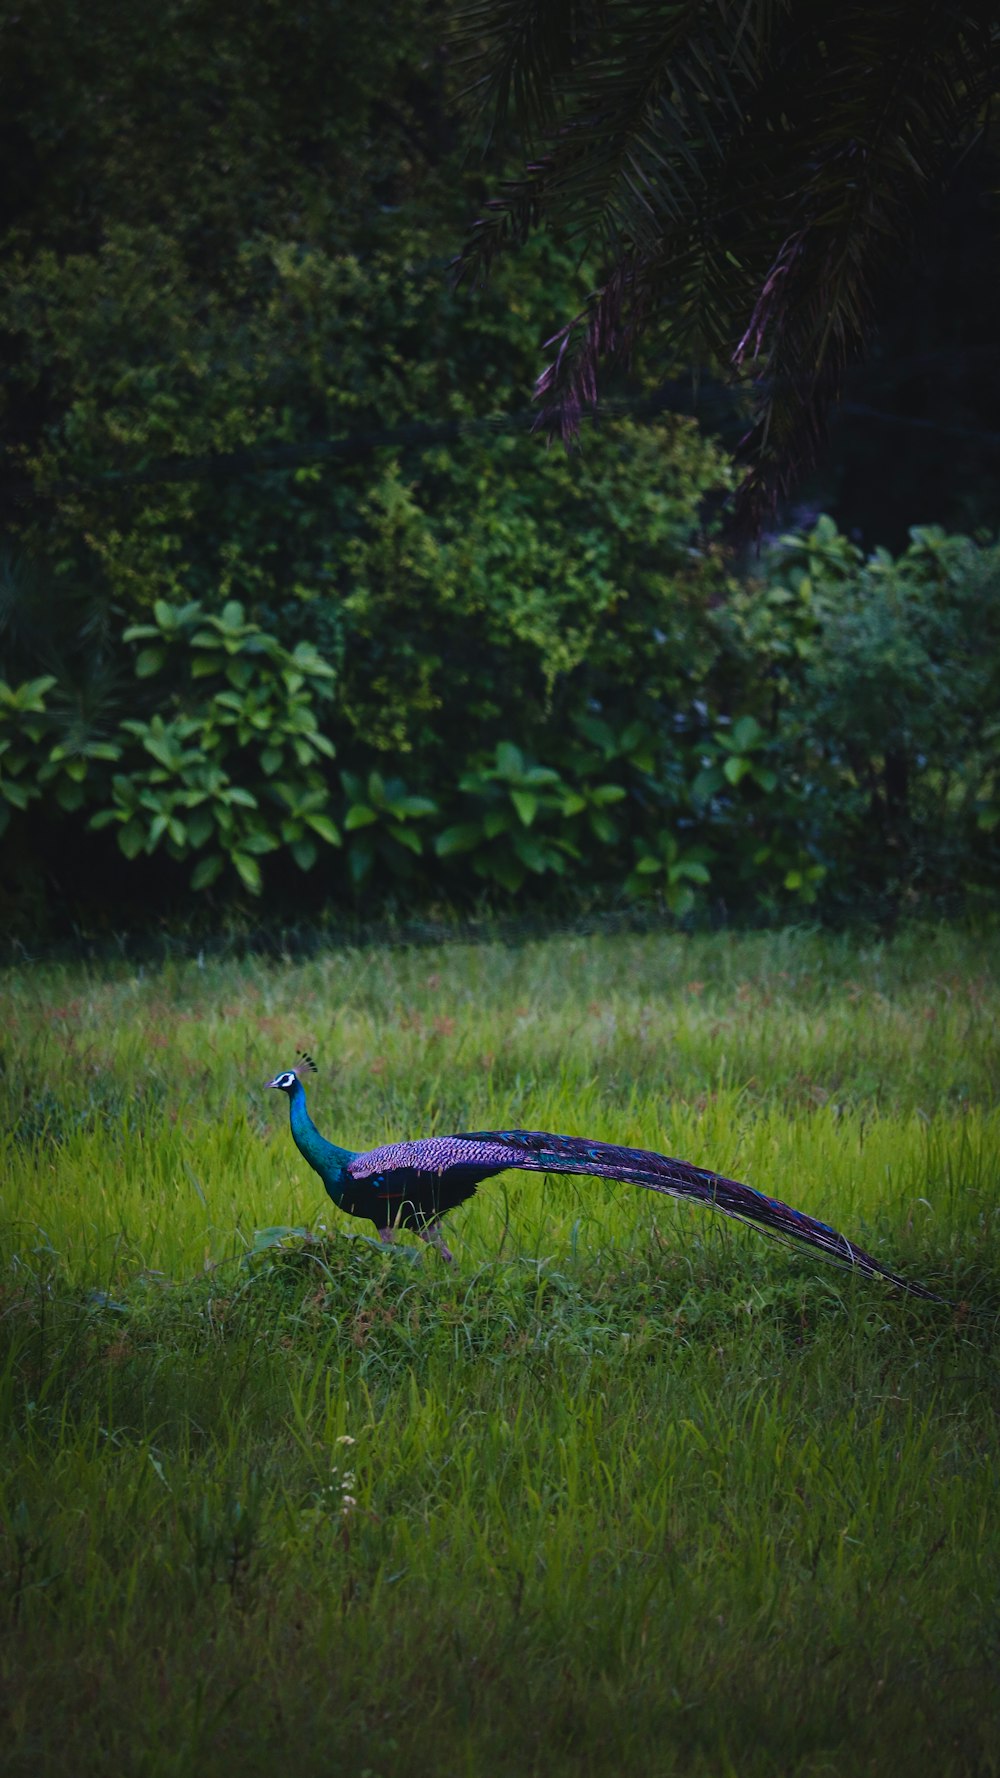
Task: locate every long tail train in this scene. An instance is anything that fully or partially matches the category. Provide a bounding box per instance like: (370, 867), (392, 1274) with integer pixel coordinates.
(470, 1129), (947, 1302)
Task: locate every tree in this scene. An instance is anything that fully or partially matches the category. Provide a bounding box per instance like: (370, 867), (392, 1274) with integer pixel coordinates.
(455, 1), (1000, 525)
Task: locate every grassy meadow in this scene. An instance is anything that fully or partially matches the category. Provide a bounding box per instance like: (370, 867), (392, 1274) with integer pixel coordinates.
(1, 923), (999, 1776)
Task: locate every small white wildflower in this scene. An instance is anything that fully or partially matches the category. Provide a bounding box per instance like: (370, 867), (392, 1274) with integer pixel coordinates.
(336, 1434), (355, 1446)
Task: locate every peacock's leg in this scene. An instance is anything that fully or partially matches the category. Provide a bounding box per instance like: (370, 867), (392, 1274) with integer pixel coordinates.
(420, 1222), (454, 1263)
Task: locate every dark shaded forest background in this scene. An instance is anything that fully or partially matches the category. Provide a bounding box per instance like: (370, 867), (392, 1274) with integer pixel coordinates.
(1, 0), (999, 939)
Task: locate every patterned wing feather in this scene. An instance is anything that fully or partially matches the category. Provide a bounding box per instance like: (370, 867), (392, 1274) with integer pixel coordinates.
(345, 1135), (519, 1227)
(348, 1136), (522, 1179)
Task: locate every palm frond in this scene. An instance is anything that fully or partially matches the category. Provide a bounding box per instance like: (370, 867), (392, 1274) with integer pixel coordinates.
(730, 1), (999, 524)
(455, 0), (1000, 523)
(453, 0), (598, 147)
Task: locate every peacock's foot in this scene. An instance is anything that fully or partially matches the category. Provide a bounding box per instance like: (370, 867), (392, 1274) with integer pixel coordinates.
(419, 1223), (454, 1263)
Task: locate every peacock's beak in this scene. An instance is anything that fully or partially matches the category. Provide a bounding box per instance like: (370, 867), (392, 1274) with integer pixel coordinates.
(265, 1076), (283, 1089)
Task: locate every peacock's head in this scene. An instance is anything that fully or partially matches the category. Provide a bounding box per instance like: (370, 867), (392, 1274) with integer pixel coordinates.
(266, 1051), (317, 1093)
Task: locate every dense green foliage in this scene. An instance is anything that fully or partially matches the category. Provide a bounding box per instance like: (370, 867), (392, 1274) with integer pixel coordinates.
(2, 504), (999, 924)
(2, 1), (999, 933)
(714, 518), (1000, 912)
(1, 926), (998, 1774)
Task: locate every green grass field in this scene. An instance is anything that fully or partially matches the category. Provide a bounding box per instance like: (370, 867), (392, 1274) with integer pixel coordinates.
(2, 924), (999, 1777)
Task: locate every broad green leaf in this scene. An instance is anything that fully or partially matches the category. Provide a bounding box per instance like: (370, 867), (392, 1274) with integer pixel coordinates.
(495, 741), (523, 776)
(665, 884), (695, 917)
(118, 821), (146, 860)
(189, 849), (220, 889)
(625, 869), (654, 897)
(434, 824), (481, 857)
(691, 767), (723, 803)
(251, 1226), (308, 1252)
(143, 738), (178, 770)
(514, 833), (553, 873)
(348, 841), (373, 885)
(232, 851), (263, 894)
(190, 851), (225, 890)
(484, 852), (525, 893)
(589, 811), (619, 845)
(730, 715), (764, 751)
(305, 813), (341, 845)
(388, 823), (422, 854)
(510, 789), (538, 826)
(239, 829), (279, 855)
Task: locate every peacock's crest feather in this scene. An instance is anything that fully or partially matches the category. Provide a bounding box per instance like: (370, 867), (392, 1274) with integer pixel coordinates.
(265, 1052), (319, 1093)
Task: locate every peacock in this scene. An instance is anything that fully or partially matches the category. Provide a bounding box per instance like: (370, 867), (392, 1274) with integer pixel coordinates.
(266, 1055), (943, 1299)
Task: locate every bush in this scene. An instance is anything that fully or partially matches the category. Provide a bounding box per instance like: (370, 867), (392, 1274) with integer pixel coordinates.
(4, 500), (999, 928)
(715, 518), (1000, 909)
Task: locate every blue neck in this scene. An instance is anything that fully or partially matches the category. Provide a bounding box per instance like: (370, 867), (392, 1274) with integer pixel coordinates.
(286, 1080), (356, 1204)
